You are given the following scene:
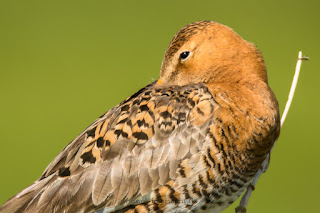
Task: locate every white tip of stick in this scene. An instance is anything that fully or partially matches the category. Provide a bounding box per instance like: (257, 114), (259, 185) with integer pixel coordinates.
(280, 51), (307, 127)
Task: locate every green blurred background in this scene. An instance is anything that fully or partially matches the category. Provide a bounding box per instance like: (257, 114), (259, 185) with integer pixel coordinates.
(0, 0), (319, 212)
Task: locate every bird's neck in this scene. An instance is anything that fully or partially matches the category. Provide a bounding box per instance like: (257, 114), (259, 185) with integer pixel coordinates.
(207, 81), (280, 168)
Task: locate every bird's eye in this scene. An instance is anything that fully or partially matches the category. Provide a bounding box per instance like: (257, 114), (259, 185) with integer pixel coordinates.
(179, 51), (190, 60)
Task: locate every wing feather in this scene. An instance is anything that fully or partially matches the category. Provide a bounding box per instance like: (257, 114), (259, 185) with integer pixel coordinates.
(92, 161), (113, 205)
(0, 82), (216, 213)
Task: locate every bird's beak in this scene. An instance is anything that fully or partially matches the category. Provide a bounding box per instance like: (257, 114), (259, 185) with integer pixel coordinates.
(156, 78), (164, 85)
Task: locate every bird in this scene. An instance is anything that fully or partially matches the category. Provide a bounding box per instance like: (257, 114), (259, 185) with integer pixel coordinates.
(0, 20), (280, 213)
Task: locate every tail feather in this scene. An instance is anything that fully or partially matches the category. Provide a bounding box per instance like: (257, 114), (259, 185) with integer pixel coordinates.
(0, 174), (62, 213)
(0, 192), (34, 213)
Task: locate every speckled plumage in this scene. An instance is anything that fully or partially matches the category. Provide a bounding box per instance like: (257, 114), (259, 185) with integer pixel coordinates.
(0, 21), (280, 213)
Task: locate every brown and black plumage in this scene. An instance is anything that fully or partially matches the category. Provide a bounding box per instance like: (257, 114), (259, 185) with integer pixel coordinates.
(0, 21), (280, 213)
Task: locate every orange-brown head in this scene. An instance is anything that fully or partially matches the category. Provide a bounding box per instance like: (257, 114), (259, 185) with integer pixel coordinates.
(159, 21), (268, 86)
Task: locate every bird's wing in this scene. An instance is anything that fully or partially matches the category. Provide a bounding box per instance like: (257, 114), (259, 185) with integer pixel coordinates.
(0, 81), (216, 213)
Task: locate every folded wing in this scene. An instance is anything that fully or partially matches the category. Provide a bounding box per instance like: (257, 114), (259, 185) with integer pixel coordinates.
(0, 81), (215, 213)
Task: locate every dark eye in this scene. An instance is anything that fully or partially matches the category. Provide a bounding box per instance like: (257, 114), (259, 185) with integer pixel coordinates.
(179, 51), (190, 60)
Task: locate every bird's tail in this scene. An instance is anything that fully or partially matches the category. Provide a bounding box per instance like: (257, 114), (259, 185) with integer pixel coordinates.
(0, 174), (56, 213)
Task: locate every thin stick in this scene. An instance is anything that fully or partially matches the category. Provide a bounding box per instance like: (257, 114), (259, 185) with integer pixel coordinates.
(281, 51), (309, 126)
(235, 51), (308, 213)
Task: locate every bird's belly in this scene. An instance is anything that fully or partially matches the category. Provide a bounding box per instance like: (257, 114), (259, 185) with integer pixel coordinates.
(165, 183), (249, 213)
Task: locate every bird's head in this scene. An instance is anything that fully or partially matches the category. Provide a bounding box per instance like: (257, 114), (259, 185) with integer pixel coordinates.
(158, 21), (268, 86)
